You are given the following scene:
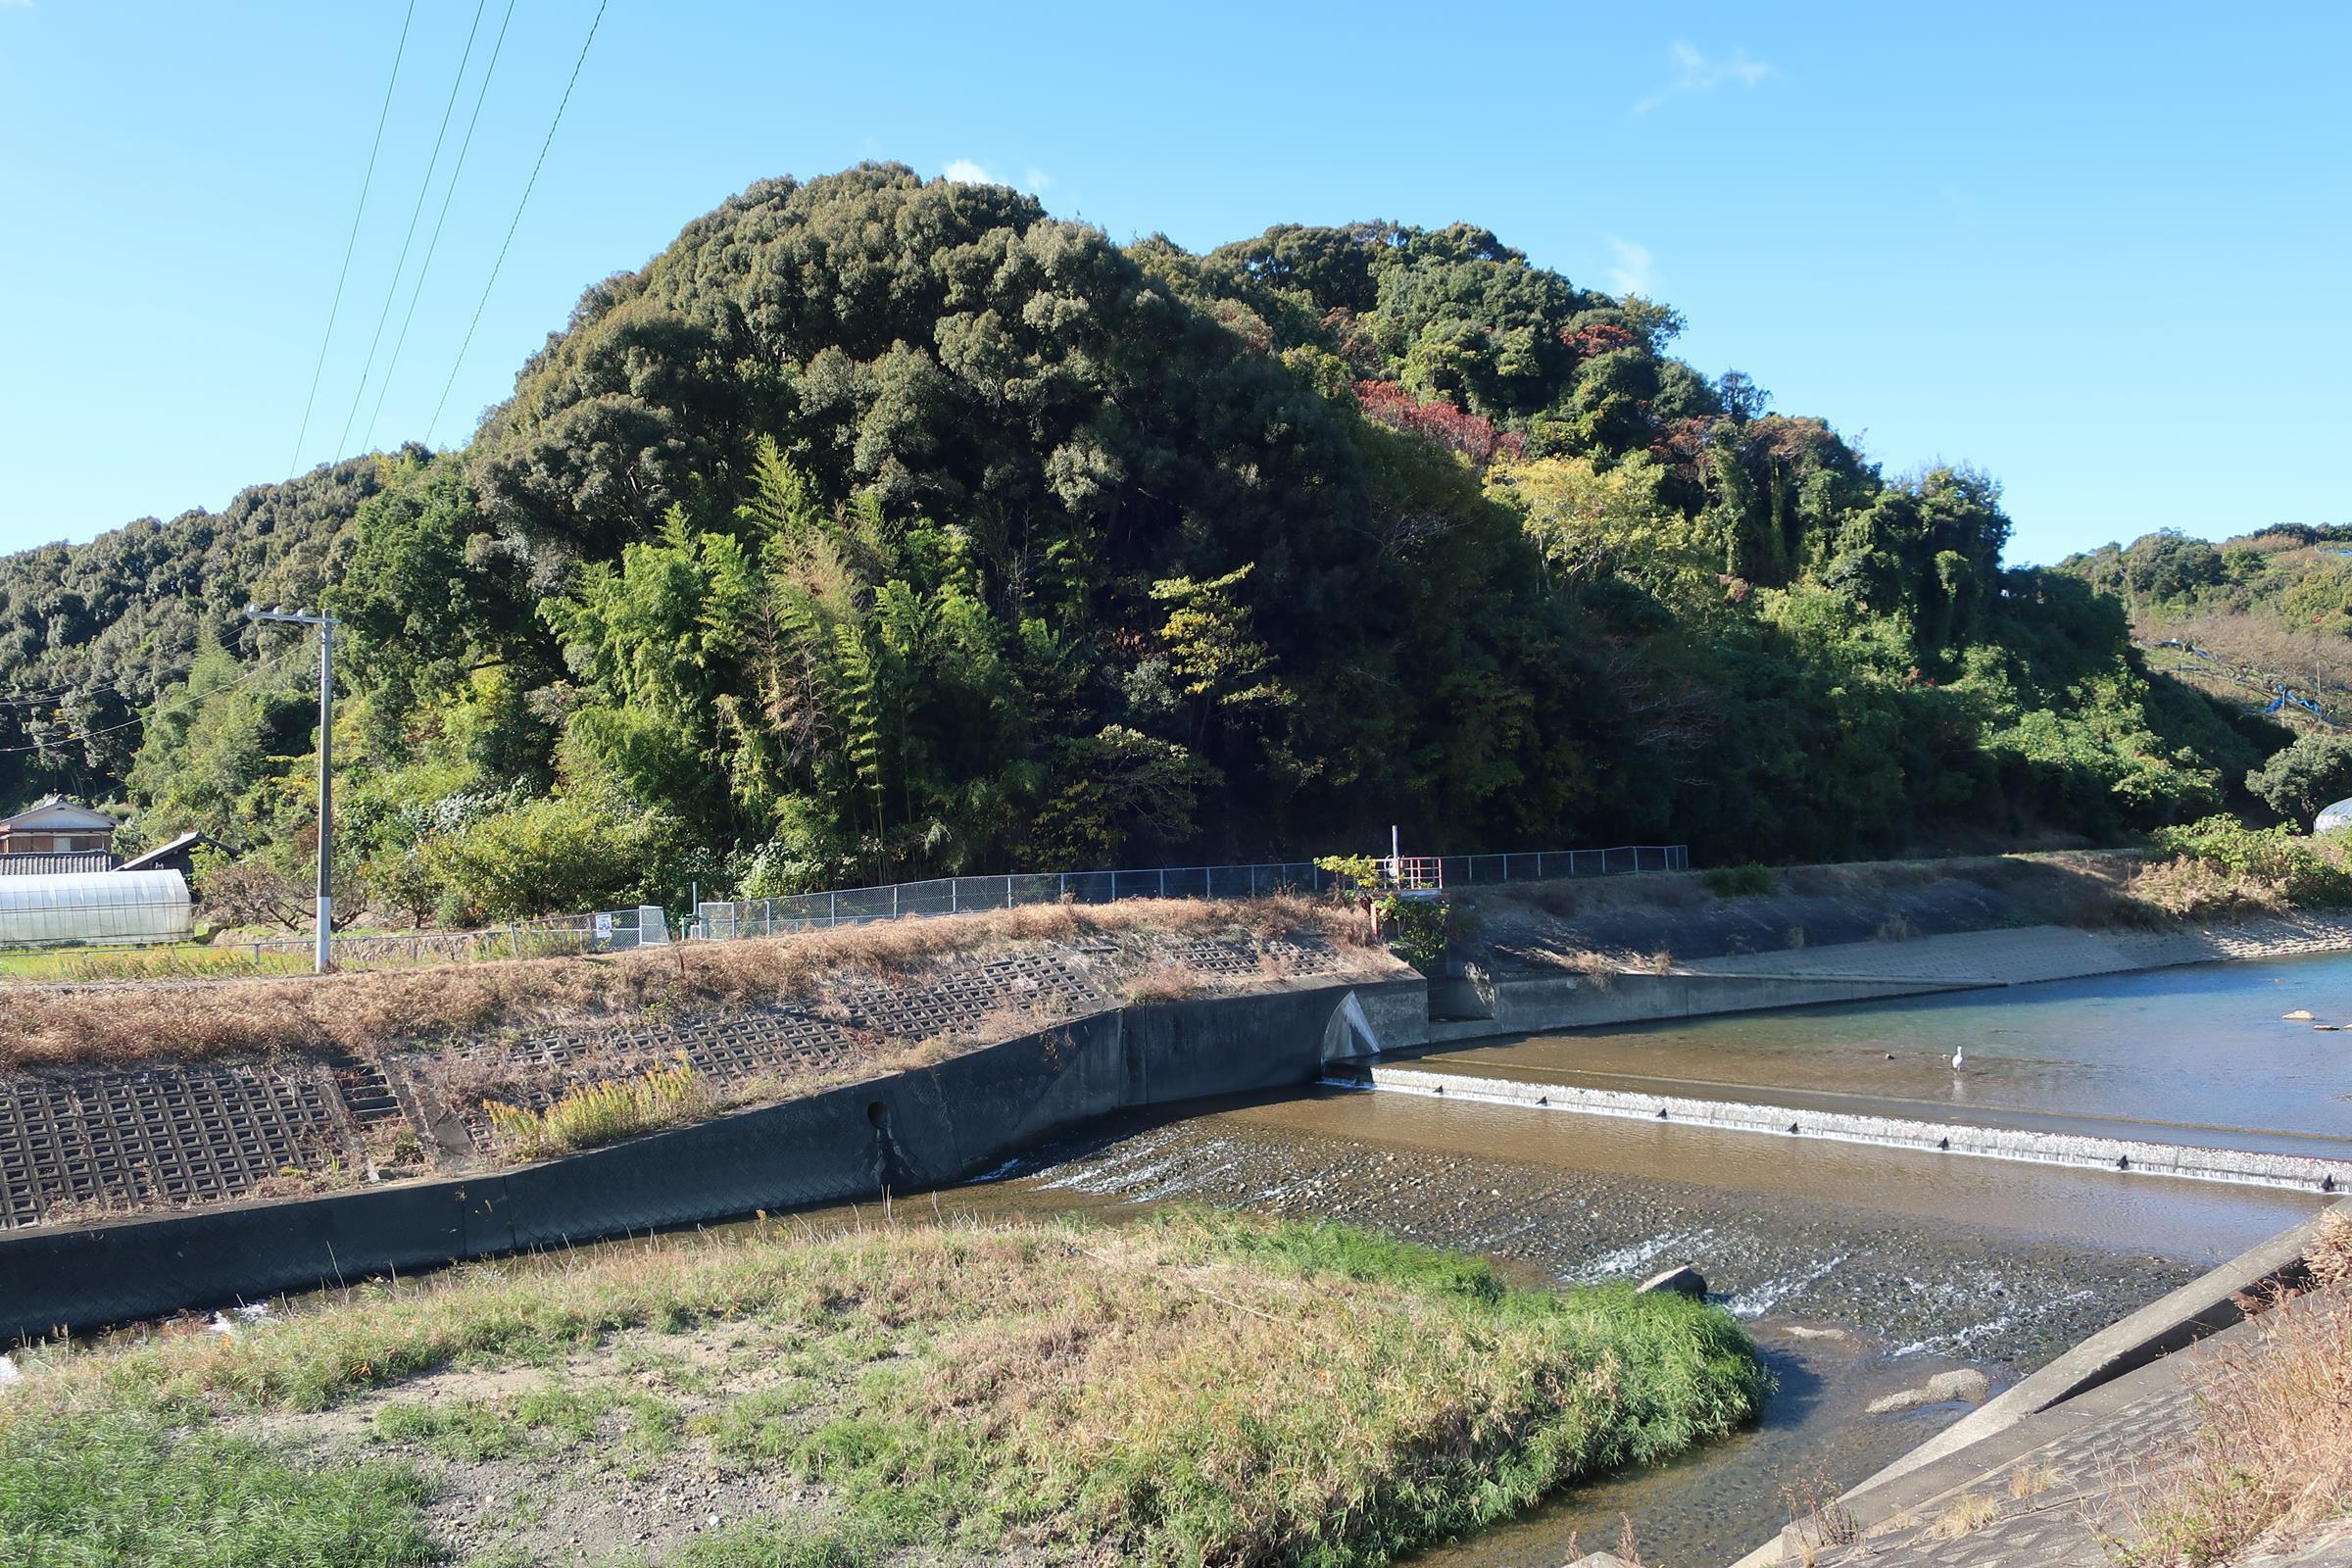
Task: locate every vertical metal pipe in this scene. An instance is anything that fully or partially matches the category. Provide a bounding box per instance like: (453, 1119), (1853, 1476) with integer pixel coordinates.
(314, 618), (334, 974)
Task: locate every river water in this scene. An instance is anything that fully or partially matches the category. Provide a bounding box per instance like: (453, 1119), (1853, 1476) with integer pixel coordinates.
(902, 952), (2347, 1564)
(1419, 949), (2352, 1156)
(171, 952), (2346, 1566)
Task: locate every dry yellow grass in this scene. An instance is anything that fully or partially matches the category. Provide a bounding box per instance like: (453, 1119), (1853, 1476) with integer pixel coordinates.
(481, 1057), (710, 1160)
(1925, 1493), (2000, 1541)
(0, 896), (1378, 1073)
(2107, 1213), (2352, 1565)
(2008, 1460), (2060, 1500)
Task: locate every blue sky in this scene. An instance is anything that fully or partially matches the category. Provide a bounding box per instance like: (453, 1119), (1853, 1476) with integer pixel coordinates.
(1, 1), (2344, 565)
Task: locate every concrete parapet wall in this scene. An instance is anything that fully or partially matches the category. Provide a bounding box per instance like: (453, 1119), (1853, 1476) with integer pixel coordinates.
(1424, 969), (1971, 1045)
(1342, 1065), (2352, 1194)
(0, 976), (1425, 1342)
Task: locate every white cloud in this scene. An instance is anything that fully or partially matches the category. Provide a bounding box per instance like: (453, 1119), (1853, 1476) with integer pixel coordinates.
(941, 160), (1054, 197)
(1604, 235), (1656, 297)
(1634, 41), (1775, 113)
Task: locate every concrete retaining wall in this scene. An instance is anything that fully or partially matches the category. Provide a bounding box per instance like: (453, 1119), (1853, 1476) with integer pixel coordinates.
(1422, 970), (1963, 1044)
(1341, 1065), (2352, 1193)
(0, 976), (1426, 1342)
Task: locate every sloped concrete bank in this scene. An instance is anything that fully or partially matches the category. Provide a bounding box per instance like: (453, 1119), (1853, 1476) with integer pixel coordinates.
(1427, 914), (2352, 1045)
(0, 975), (1427, 1342)
(1724, 1200), (2347, 1567)
(1424, 969), (1963, 1042)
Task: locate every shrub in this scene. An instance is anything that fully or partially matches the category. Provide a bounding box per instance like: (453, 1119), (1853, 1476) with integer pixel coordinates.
(191, 849), (312, 931)
(2246, 732), (2352, 822)
(417, 790), (675, 924)
(1378, 895), (1449, 969)
(2142, 814), (2352, 911)
(1700, 862), (1775, 898)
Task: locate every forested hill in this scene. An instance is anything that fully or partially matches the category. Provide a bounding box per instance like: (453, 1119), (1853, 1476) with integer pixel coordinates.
(0, 456), (388, 795)
(0, 165), (2283, 919)
(2056, 527), (2352, 727)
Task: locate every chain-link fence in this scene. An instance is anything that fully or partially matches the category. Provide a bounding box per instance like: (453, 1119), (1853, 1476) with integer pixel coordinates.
(694, 845), (1688, 940)
(233, 905), (670, 969)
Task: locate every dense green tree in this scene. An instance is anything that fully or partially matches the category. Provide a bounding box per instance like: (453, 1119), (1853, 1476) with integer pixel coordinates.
(0, 164), (2287, 918)
(2247, 733), (2352, 821)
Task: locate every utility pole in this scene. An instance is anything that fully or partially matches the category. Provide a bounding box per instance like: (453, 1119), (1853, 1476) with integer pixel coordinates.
(246, 604), (340, 972)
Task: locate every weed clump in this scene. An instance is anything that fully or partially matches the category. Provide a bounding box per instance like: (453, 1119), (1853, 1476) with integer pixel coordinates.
(482, 1058), (709, 1160)
(2132, 815), (2352, 917)
(1701, 862), (1776, 898)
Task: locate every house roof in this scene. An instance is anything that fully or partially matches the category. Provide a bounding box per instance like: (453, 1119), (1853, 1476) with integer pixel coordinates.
(0, 796), (116, 833)
(116, 831), (210, 873)
(0, 851), (119, 876)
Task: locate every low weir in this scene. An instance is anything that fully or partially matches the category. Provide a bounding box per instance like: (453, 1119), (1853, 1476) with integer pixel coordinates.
(1334, 1062), (2352, 1193)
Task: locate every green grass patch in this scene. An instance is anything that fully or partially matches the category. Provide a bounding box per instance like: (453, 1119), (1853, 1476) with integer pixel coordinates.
(371, 1382), (627, 1462)
(1700, 862), (1776, 898)
(8, 1210), (1768, 1566)
(0, 942), (312, 982)
(0, 1404), (435, 1567)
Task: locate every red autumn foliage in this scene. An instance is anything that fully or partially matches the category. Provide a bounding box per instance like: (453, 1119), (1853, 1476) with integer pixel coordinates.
(1652, 416), (1717, 478)
(1562, 321), (1638, 359)
(1351, 380), (1524, 468)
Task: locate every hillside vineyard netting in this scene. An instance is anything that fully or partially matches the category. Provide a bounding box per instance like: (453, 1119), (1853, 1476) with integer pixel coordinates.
(0, 871), (193, 948)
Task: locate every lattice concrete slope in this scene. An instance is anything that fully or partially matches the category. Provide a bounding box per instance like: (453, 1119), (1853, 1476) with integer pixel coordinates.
(0, 927), (1349, 1229)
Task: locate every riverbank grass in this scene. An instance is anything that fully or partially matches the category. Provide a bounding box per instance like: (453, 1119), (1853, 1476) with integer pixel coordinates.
(2107, 1212), (2352, 1566)
(2, 1210), (1767, 1567)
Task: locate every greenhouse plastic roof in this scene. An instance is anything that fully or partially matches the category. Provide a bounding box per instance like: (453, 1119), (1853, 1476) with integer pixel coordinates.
(0, 869), (191, 947)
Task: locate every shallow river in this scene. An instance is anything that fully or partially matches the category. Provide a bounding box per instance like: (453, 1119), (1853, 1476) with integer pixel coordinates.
(901, 953), (2344, 1564)
(232, 953), (2344, 1566)
(1422, 948), (2352, 1156)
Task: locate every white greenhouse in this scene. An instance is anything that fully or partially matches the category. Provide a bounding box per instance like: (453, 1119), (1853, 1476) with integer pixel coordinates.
(0, 870), (193, 948)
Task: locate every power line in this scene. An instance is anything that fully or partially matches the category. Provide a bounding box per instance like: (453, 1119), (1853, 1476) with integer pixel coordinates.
(0, 654), (296, 756)
(426, 0), (612, 446)
(0, 670), (173, 710)
(286, 0), (419, 481)
(359, 0), (520, 453)
(331, 0), (495, 464)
